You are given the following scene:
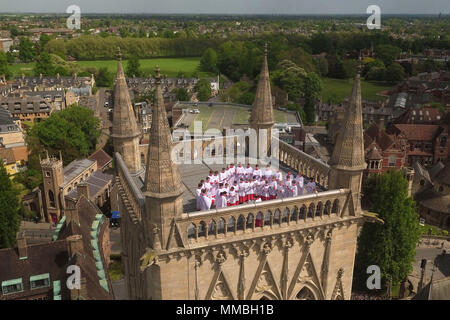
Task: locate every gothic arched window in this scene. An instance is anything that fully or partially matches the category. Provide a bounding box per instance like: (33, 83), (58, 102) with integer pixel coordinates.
(48, 190), (55, 208)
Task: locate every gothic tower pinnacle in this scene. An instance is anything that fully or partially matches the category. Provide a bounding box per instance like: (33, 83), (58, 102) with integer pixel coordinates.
(328, 57), (366, 211)
(111, 47), (142, 174)
(249, 43), (275, 157)
(143, 66), (184, 251)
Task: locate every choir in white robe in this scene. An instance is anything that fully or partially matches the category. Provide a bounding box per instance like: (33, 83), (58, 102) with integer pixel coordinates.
(199, 194), (212, 211)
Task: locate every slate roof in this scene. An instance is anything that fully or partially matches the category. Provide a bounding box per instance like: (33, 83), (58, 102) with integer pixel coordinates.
(65, 170), (113, 200)
(88, 149), (112, 170)
(62, 159), (95, 187)
(0, 240), (69, 299)
(392, 124), (440, 141)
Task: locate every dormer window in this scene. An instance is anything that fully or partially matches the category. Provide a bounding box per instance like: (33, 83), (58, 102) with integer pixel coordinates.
(30, 273), (50, 290)
(1, 278), (23, 295)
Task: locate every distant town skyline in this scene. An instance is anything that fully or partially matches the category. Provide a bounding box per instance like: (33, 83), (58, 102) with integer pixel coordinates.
(0, 0), (449, 15)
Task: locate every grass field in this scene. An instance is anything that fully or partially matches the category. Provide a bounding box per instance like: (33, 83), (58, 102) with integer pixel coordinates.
(321, 77), (392, 103)
(9, 57), (213, 78)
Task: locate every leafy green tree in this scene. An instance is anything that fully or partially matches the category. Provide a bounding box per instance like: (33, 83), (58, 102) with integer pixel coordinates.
(13, 169), (42, 191)
(200, 48), (218, 73)
(272, 60), (307, 102)
(34, 52), (55, 76)
(126, 56), (142, 77)
(0, 162), (20, 249)
(375, 44), (401, 66)
(6, 51), (15, 64)
(354, 170), (420, 292)
(27, 106), (100, 165)
(39, 34), (52, 53)
(95, 67), (114, 87)
(174, 88), (189, 101)
(385, 63), (405, 83)
(342, 59), (358, 79)
(302, 72), (322, 124)
(195, 78), (211, 101)
(18, 37), (36, 62)
(0, 52), (12, 79)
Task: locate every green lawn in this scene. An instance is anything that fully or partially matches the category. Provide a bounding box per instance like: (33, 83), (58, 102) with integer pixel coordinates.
(9, 57), (213, 78)
(419, 223), (448, 236)
(321, 77), (391, 104)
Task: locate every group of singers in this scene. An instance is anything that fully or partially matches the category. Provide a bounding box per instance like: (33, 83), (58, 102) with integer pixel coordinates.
(196, 163), (318, 211)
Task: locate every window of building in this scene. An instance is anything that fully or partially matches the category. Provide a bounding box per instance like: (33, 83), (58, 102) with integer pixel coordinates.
(1, 278), (23, 295)
(388, 156), (396, 167)
(30, 274), (51, 290)
(438, 186), (444, 193)
(45, 171), (51, 177)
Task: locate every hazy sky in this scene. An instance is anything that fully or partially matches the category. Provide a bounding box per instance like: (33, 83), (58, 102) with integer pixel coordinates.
(0, 0), (449, 14)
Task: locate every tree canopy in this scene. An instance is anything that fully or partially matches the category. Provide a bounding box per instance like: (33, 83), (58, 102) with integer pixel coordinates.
(195, 78), (212, 101)
(126, 56), (143, 77)
(0, 162), (20, 249)
(354, 170), (421, 292)
(27, 105), (100, 166)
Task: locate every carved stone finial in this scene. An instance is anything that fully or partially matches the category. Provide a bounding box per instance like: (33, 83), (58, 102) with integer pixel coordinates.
(262, 242), (272, 256)
(216, 251), (227, 266)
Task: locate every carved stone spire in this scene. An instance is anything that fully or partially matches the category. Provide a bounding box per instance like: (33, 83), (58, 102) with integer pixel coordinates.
(329, 58), (366, 171)
(144, 66), (184, 198)
(328, 58), (366, 211)
(111, 47), (142, 174)
(250, 43), (274, 126)
(143, 66), (184, 251)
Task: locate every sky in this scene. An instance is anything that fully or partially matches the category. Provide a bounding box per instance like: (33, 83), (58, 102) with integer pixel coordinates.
(0, 0), (449, 15)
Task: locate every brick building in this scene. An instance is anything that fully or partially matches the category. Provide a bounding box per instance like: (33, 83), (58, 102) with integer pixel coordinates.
(364, 123), (408, 175)
(0, 195), (113, 300)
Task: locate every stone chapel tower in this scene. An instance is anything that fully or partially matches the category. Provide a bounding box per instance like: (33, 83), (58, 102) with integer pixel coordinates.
(249, 44), (274, 157)
(111, 47), (142, 174)
(328, 60), (367, 212)
(40, 151), (64, 223)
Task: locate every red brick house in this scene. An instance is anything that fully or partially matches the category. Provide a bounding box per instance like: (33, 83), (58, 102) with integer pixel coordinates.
(387, 124), (449, 166)
(364, 123), (408, 175)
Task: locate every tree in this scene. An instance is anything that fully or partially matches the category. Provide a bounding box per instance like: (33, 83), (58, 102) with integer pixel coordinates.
(126, 56), (142, 78)
(174, 88), (189, 101)
(385, 63), (405, 83)
(375, 44), (401, 66)
(27, 106), (100, 165)
(0, 52), (12, 79)
(272, 60), (307, 102)
(195, 78), (211, 101)
(302, 72), (322, 124)
(200, 48), (218, 73)
(0, 162), (20, 249)
(34, 52), (55, 76)
(354, 170), (420, 292)
(39, 34), (52, 53)
(18, 37), (36, 62)
(95, 67), (114, 87)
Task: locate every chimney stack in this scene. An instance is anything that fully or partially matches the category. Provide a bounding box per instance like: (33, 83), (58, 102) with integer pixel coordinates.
(77, 182), (89, 201)
(67, 234), (84, 257)
(17, 231), (28, 259)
